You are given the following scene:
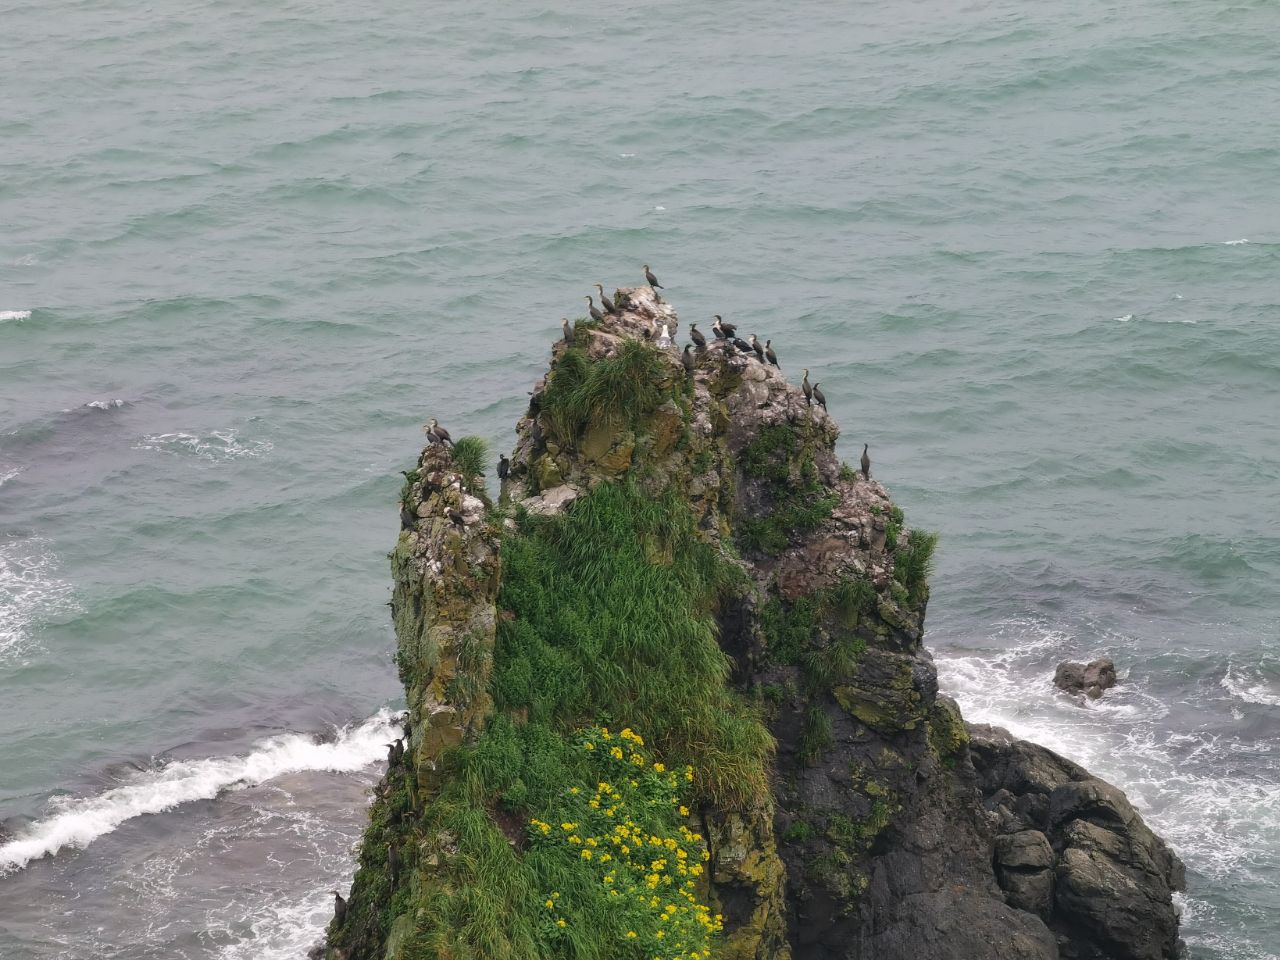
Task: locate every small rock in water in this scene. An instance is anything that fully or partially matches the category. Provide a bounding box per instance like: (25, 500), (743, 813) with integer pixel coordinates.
(1053, 657), (1118, 699)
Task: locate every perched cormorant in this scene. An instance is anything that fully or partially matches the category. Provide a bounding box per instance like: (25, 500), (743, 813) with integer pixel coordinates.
(386, 741), (398, 766)
(388, 842), (402, 883)
(562, 318), (573, 344)
(425, 418), (453, 446)
(400, 506), (416, 531)
(497, 454), (510, 480)
(643, 264), (663, 289)
(813, 382), (827, 410)
(393, 738), (405, 764)
(732, 336), (752, 355)
(595, 283), (618, 314)
(333, 891), (348, 926)
(689, 323), (707, 350)
(861, 444), (871, 480)
(714, 315), (738, 339)
(750, 334), (765, 362)
(657, 323), (673, 347)
(765, 339), (779, 368)
(801, 370), (813, 406)
(681, 344), (695, 376)
(711, 317), (726, 340)
(585, 296), (604, 323)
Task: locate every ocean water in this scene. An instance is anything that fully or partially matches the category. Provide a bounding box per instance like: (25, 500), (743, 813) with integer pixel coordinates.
(2, 0), (1277, 956)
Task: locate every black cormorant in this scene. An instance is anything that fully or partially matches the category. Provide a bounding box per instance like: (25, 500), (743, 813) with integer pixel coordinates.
(333, 891), (348, 925)
(425, 418), (453, 446)
(861, 444), (871, 480)
(682, 344), (695, 375)
(562, 318), (573, 343)
(813, 382), (827, 410)
(801, 370), (813, 406)
(765, 339), (779, 368)
(714, 315), (737, 339)
(689, 323), (707, 350)
(644, 264), (663, 288)
(497, 454), (510, 480)
(585, 296), (604, 323)
(595, 283), (618, 314)
(732, 336), (752, 354)
(750, 334), (765, 362)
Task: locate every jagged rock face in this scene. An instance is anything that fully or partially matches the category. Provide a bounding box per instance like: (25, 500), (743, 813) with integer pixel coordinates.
(325, 288), (1183, 960)
(970, 726), (1185, 960)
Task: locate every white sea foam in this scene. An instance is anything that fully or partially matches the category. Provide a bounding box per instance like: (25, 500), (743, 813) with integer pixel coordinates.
(0, 710), (399, 874)
(1114, 314), (1133, 322)
(0, 537), (76, 662)
(1222, 666), (1280, 707)
(934, 620), (1280, 886)
(0, 309), (32, 322)
(133, 429), (273, 463)
(213, 885), (336, 960)
(83, 399), (127, 411)
(0, 466), (20, 488)
(1222, 239), (1249, 245)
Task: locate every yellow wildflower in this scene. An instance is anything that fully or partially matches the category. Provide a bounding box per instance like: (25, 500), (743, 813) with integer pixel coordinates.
(653, 762), (666, 773)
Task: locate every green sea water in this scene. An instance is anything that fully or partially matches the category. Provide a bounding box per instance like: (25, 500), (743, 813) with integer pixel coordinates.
(2, 1), (1278, 957)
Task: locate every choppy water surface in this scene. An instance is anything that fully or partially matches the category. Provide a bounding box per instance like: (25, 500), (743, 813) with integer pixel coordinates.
(2, 1), (1278, 956)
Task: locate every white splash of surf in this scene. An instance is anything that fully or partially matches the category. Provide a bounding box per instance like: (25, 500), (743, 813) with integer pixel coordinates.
(0, 710), (399, 874)
(133, 429), (273, 463)
(935, 621), (1280, 886)
(1222, 239), (1249, 245)
(0, 310), (32, 322)
(1114, 314), (1133, 322)
(1222, 666), (1280, 707)
(83, 399), (127, 411)
(0, 537), (76, 662)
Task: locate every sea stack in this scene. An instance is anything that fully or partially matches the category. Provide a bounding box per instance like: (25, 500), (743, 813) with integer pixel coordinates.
(326, 283), (1184, 960)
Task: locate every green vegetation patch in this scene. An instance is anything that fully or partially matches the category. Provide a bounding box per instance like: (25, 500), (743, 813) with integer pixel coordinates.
(893, 528), (937, 607)
(451, 436), (490, 486)
(759, 579), (874, 672)
(735, 425), (838, 555)
(390, 481), (772, 959)
(542, 342), (675, 446)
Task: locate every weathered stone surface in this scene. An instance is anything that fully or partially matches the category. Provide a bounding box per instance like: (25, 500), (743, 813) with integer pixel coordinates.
(970, 725), (1184, 960)
(995, 830), (1055, 917)
(1053, 657), (1118, 699)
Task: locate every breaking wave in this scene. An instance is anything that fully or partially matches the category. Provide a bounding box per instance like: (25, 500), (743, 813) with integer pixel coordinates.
(0, 709), (399, 873)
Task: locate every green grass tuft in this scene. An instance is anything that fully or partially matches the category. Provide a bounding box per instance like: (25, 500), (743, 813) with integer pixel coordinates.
(894, 528), (938, 607)
(541, 341), (674, 447)
(451, 436), (489, 482)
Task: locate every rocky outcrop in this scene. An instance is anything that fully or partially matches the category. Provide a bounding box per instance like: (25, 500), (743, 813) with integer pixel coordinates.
(323, 286), (1184, 960)
(1054, 658), (1119, 699)
(971, 726), (1184, 960)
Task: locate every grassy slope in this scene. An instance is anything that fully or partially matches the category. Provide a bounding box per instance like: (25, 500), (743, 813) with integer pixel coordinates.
(400, 481), (773, 959)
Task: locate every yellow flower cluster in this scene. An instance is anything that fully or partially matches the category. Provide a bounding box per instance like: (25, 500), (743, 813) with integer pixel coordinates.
(528, 726), (722, 958)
